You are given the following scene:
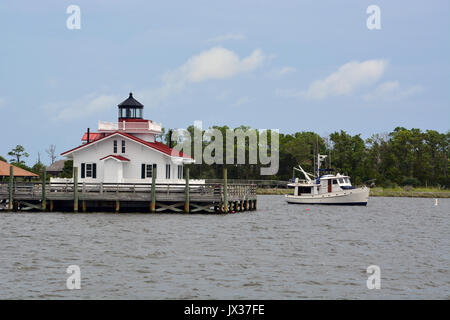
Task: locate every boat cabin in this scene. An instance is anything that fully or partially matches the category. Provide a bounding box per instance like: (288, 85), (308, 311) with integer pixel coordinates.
(289, 173), (355, 196)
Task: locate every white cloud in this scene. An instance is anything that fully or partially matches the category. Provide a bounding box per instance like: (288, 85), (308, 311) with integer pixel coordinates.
(141, 47), (266, 107)
(180, 47), (265, 82)
(268, 66), (296, 79)
(44, 47), (266, 119)
(231, 96), (250, 107)
(207, 33), (246, 42)
(304, 59), (387, 100)
(44, 93), (118, 121)
(363, 81), (424, 101)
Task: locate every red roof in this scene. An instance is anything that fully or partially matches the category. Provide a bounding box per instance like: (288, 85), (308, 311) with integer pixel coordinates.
(100, 155), (130, 161)
(81, 132), (104, 142)
(61, 131), (191, 159)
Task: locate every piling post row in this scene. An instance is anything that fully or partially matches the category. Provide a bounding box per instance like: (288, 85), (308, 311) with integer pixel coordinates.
(41, 169), (46, 211)
(73, 167), (78, 213)
(184, 166), (190, 213)
(150, 164), (156, 213)
(8, 166), (13, 211)
(223, 166), (228, 213)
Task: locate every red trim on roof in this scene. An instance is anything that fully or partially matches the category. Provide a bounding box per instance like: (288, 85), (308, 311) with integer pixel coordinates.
(61, 131), (192, 159)
(100, 155), (130, 161)
(81, 132), (105, 142)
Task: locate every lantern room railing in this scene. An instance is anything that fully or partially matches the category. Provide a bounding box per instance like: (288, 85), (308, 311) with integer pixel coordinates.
(98, 120), (162, 133)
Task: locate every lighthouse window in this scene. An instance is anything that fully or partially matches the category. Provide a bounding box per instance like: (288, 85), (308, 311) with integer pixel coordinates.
(146, 164), (152, 178)
(86, 164), (92, 177)
(84, 163), (96, 178)
(113, 140), (117, 153)
(166, 164), (171, 179)
(143, 164), (156, 178)
(121, 140), (125, 153)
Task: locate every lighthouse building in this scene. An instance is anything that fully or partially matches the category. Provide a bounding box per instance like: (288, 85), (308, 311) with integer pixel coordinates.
(61, 93), (194, 184)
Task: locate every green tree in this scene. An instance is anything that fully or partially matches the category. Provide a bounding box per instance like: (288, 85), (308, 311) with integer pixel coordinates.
(61, 160), (73, 178)
(8, 145), (29, 164)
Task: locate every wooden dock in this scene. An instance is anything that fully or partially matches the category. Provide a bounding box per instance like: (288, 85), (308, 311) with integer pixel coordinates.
(0, 168), (257, 213)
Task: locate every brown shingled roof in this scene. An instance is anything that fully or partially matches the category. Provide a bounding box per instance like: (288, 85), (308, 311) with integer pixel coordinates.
(0, 160), (39, 177)
(46, 160), (66, 173)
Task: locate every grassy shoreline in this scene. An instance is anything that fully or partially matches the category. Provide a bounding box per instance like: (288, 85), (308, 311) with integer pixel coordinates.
(256, 187), (450, 198)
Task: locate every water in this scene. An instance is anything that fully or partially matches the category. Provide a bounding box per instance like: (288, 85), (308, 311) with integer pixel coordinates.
(0, 196), (448, 299)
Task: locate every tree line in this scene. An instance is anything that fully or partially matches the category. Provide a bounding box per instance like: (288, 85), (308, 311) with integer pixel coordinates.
(164, 126), (449, 188)
(2, 127), (448, 188)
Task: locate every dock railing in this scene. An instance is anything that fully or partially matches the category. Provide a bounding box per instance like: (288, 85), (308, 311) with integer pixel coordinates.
(0, 181), (257, 200)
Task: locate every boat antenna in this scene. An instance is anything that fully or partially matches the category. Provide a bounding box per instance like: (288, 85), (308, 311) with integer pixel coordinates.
(316, 135), (319, 177)
(313, 142), (316, 179)
(329, 147), (331, 168)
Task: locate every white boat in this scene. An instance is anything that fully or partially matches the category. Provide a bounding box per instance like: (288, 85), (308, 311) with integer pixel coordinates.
(285, 154), (370, 206)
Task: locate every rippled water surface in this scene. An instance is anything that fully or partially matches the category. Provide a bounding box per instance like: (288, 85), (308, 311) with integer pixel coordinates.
(0, 196), (449, 299)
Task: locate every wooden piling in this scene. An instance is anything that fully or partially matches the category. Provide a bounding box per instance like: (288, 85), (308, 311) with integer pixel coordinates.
(223, 167), (228, 213)
(82, 200), (86, 213)
(49, 200), (54, 212)
(41, 169), (46, 211)
(73, 167), (78, 213)
(115, 200), (120, 213)
(150, 164), (156, 213)
(184, 166), (190, 213)
(8, 166), (13, 211)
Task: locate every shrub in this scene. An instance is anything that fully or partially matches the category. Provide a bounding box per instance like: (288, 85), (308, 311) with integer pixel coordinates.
(401, 177), (420, 187)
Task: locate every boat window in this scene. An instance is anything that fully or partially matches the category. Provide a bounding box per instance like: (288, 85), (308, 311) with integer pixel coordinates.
(339, 178), (344, 184)
(333, 179), (337, 184)
(299, 187), (312, 194)
(345, 178), (350, 184)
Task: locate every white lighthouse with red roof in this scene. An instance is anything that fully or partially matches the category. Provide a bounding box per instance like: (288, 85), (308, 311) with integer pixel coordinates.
(61, 93), (194, 183)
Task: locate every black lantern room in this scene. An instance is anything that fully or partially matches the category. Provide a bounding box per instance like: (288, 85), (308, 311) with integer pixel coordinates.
(118, 92), (144, 120)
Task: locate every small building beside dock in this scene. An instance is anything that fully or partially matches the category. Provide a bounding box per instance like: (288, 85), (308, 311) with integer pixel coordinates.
(0, 160), (39, 182)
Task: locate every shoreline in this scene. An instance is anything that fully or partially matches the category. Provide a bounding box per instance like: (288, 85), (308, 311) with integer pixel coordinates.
(256, 188), (450, 198)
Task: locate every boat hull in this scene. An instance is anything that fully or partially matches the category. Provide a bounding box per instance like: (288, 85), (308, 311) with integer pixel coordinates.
(285, 187), (370, 206)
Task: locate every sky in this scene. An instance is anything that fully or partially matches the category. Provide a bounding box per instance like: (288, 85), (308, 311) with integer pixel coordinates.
(0, 0), (449, 166)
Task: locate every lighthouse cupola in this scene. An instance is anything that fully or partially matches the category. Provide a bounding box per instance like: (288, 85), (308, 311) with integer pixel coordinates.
(118, 92), (144, 121)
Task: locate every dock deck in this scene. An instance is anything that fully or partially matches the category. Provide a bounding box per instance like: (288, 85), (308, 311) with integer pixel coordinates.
(0, 181), (257, 213)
